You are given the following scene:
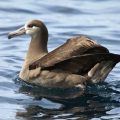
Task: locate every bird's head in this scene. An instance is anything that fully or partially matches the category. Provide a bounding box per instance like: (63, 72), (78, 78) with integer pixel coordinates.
(8, 19), (48, 39)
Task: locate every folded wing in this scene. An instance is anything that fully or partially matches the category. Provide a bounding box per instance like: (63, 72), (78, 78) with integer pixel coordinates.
(29, 36), (114, 74)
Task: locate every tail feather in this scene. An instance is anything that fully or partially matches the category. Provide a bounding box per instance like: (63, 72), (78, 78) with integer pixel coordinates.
(88, 61), (116, 83)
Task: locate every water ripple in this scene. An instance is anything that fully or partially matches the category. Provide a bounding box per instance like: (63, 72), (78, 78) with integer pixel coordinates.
(47, 5), (82, 15)
(0, 7), (38, 14)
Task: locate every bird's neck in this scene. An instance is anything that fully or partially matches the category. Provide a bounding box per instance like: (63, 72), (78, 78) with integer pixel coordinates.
(24, 33), (48, 66)
(19, 33), (48, 80)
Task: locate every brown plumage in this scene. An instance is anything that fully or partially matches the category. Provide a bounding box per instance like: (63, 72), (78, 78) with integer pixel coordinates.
(8, 19), (120, 89)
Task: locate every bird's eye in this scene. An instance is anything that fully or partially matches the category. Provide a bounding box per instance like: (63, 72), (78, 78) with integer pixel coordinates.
(28, 24), (33, 28)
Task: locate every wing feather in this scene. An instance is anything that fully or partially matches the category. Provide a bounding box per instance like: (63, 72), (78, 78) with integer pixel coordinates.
(29, 36), (109, 71)
(42, 53), (120, 74)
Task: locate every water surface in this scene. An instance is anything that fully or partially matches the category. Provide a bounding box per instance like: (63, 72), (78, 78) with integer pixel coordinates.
(0, 0), (120, 119)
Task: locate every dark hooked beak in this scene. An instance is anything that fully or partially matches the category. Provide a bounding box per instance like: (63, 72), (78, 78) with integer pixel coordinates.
(8, 26), (26, 39)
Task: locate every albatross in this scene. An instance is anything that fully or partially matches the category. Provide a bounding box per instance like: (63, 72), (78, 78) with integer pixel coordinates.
(8, 19), (120, 89)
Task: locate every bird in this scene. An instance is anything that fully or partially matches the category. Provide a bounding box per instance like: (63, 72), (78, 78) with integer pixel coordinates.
(8, 19), (120, 89)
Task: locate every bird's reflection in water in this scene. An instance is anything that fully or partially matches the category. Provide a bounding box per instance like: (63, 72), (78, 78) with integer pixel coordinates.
(15, 78), (120, 120)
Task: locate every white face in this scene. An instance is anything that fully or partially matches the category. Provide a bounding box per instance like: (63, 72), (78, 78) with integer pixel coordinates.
(25, 24), (40, 36)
